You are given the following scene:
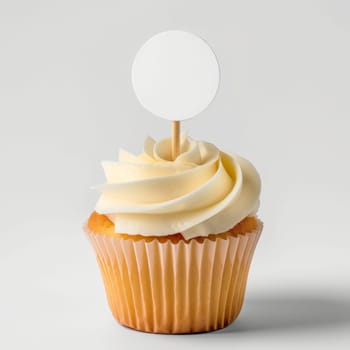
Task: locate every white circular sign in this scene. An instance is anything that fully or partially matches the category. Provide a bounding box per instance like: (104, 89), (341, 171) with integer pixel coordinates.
(132, 30), (220, 121)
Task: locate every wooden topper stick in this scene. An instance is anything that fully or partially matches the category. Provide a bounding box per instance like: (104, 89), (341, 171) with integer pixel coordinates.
(172, 120), (180, 160)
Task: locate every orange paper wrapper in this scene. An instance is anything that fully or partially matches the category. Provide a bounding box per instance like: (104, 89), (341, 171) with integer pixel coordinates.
(85, 220), (262, 334)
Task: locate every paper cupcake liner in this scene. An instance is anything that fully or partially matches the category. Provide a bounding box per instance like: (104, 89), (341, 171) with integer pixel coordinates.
(85, 220), (262, 334)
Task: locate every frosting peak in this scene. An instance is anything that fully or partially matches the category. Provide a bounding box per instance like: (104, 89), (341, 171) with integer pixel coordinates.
(95, 135), (261, 239)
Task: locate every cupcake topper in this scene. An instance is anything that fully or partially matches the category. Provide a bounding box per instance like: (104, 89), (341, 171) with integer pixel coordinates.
(132, 30), (220, 160)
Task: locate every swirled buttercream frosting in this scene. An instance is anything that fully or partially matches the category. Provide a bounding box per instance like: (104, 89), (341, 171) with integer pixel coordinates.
(95, 134), (261, 239)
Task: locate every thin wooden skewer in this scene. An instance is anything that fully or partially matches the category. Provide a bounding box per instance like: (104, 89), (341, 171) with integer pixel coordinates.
(172, 120), (180, 160)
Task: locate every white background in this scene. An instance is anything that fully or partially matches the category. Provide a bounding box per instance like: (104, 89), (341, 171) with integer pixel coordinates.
(1, 1), (349, 349)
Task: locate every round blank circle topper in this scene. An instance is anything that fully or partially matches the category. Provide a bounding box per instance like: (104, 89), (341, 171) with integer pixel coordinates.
(132, 30), (220, 121)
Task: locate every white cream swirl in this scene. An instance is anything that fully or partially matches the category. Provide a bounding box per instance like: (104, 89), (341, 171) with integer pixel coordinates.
(95, 134), (261, 239)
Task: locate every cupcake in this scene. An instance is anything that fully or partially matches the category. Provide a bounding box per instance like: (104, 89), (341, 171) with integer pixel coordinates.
(85, 134), (262, 334)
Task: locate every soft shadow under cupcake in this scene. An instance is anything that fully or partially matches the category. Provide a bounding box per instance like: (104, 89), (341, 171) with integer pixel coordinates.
(218, 289), (350, 334)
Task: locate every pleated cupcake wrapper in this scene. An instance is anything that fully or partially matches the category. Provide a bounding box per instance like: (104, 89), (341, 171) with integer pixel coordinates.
(85, 220), (262, 334)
